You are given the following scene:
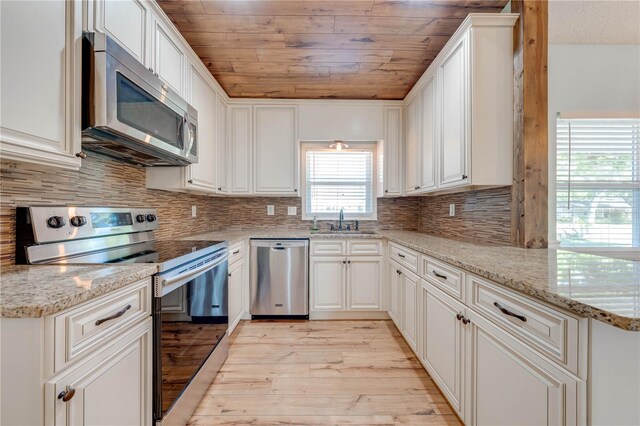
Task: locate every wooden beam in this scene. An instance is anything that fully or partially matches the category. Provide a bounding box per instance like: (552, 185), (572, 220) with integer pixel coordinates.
(511, 0), (549, 248)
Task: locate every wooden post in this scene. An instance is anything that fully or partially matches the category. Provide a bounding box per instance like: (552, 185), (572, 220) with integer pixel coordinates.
(511, 0), (549, 248)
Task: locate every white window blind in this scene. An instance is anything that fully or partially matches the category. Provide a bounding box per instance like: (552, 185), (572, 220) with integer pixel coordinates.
(304, 148), (375, 219)
(556, 118), (640, 247)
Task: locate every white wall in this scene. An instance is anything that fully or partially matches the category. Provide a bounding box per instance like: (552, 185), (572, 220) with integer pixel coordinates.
(547, 44), (640, 245)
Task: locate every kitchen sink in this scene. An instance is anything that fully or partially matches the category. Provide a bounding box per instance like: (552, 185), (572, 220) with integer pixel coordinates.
(311, 230), (378, 236)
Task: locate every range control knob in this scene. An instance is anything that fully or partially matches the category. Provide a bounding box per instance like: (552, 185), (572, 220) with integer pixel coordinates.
(135, 214), (146, 223)
(46, 216), (66, 229)
(70, 216), (87, 227)
(145, 214), (157, 223)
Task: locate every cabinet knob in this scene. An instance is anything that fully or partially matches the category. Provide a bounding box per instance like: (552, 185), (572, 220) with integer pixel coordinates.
(342, 260), (346, 264)
(462, 317), (471, 325)
(456, 313), (463, 321)
(385, 189), (389, 193)
(347, 260), (351, 264)
(228, 273), (232, 277)
(294, 189), (298, 192)
(75, 151), (87, 159)
(188, 179), (193, 184)
(218, 187), (222, 191)
(58, 385), (76, 402)
(462, 175), (468, 180)
(415, 186), (420, 190)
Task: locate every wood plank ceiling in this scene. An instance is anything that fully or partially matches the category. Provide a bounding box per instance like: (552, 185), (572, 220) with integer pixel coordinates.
(158, 0), (509, 99)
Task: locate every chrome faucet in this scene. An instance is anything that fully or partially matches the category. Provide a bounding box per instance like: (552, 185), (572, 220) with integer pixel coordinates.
(338, 208), (344, 230)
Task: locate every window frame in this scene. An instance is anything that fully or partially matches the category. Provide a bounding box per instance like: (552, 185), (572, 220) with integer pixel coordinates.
(300, 142), (378, 221)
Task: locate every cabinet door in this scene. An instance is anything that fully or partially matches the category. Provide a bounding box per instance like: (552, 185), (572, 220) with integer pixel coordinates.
(438, 35), (469, 187)
(404, 96), (420, 193)
(0, 0), (82, 170)
(347, 257), (382, 310)
(216, 97), (229, 193)
(94, 0), (149, 65)
(421, 282), (465, 417)
(467, 311), (583, 426)
(228, 106), (253, 194)
(401, 270), (419, 352)
(186, 64), (216, 192)
(388, 262), (402, 327)
(419, 72), (437, 191)
(228, 259), (244, 334)
(383, 106), (403, 196)
(47, 318), (152, 426)
(311, 257), (346, 311)
(152, 17), (185, 95)
(254, 106), (298, 195)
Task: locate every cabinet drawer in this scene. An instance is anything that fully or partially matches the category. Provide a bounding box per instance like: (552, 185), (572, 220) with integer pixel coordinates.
(228, 241), (245, 265)
(388, 242), (418, 273)
(52, 279), (151, 373)
(311, 240), (346, 256)
(347, 240), (383, 256)
(422, 256), (464, 301)
(468, 275), (579, 373)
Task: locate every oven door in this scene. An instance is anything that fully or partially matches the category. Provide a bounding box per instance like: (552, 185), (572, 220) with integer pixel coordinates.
(153, 251), (228, 422)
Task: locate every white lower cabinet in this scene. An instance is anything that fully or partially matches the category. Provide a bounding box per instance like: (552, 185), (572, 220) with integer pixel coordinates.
(467, 310), (583, 426)
(310, 240), (383, 314)
(347, 257), (383, 310)
(311, 257), (347, 311)
(420, 281), (465, 418)
(46, 318), (152, 426)
(400, 267), (420, 352)
(388, 243), (586, 426)
(228, 257), (245, 334)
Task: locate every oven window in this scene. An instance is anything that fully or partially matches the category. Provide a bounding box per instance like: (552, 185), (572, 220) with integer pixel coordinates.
(116, 73), (184, 149)
(155, 261), (228, 419)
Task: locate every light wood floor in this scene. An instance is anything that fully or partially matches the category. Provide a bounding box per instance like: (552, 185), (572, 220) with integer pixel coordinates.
(188, 320), (462, 425)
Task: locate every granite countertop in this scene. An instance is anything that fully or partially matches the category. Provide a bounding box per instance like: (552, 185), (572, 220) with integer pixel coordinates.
(0, 264), (158, 318)
(186, 228), (640, 331)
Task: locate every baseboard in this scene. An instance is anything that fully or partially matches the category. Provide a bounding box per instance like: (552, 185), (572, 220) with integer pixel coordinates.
(309, 311), (390, 320)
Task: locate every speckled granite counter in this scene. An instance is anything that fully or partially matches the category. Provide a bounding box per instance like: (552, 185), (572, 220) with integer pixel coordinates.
(186, 228), (640, 331)
(0, 264), (158, 318)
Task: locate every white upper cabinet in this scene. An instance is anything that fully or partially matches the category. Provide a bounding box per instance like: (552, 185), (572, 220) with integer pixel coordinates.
(92, 0), (149, 66)
(438, 35), (468, 188)
(419, 71), (438, 191)
(216, 96), (229, 193)
(186, 64), (217, 191)
(381, 106), (403, 197)
(404, 96), (420, 194)
(0, 0), (82, 170)
(151, 16), (185, 95)
(228, 105), (253, 194)
(403, 14), (517, 194)
(253, 106), (299, 195)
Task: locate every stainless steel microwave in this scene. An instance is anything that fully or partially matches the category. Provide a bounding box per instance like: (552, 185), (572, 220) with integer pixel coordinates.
(81, 32), (198, 166)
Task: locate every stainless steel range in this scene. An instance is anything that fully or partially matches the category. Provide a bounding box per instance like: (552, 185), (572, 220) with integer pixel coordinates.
(15, 206), (229, 425)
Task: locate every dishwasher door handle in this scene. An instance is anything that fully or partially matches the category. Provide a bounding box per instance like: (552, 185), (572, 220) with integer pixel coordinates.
(271, 247), (287, 251)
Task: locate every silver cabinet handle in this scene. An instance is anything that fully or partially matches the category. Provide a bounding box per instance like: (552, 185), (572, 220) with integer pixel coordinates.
(95, 304), (131, 326)
(494, 302), (527, 322)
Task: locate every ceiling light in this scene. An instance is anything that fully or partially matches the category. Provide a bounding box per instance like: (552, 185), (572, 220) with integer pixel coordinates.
(329, 140), (349, 151)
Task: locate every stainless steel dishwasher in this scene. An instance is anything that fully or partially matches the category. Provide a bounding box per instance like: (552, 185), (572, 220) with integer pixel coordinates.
(250, 239), (309, 318)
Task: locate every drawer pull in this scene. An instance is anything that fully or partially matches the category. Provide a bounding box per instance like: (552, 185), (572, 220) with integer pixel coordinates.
(432, 270), (448, 280)
(462, 317), (471, 325)
(58, 385), (76, 402)
(232, 249), (240, 255)
(398, 253), (406, 258)
(95, 304), (131, 326)
(494, 302), (527, 322)
(456, 313), (463, 321)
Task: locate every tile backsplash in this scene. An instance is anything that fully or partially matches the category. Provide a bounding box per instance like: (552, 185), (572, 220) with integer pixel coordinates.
(1, 155), (512, 265)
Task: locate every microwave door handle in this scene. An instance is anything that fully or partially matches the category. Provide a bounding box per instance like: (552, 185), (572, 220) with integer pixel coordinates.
(184, 114), (194, 155)
(177, 114), (186, 146)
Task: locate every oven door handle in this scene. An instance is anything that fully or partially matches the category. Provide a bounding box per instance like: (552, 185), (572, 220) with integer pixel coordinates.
(155, 252), (228, 297)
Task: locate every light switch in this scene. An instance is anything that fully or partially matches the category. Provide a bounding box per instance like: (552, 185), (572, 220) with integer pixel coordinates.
(267, 205), (275, 215)
(191, 205), (197, 218)
(449, 204), (455, 217)
(288, 207), (297, 216)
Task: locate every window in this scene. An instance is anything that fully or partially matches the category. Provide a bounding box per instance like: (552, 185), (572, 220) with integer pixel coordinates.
(556, 118), (640, 247)
(302, 145), (376, 220)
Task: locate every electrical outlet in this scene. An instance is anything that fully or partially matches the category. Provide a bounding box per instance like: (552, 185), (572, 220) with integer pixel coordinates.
(267, 205), (275, 216)
(288, 206), (297, 216)
(191, 205), (197, 218)
(449, 204), (456, 217)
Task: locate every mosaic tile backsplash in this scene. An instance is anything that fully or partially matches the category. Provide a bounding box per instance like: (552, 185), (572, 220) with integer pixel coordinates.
(0, 155), (511, 265)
